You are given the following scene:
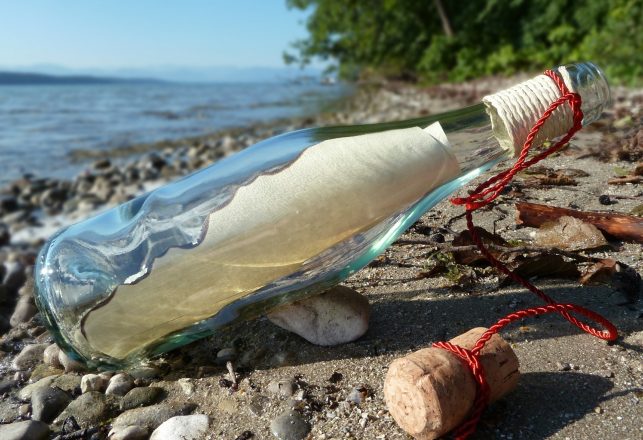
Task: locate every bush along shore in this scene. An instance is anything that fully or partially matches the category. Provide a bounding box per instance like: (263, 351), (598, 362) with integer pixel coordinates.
(0, 76), (641, 439)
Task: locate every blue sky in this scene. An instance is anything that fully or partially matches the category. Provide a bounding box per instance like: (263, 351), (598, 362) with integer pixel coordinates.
(0, 1), (312, 69)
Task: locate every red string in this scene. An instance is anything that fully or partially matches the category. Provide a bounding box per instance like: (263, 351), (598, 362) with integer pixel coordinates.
(435, 70), (619, 440)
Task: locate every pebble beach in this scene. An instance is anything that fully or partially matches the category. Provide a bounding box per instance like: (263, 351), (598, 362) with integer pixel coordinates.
(0, 74), (641, 439)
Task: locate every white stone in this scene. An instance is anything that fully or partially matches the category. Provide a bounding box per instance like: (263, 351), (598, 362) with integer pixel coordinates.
(43, 344), (62, 369)
(105, 373), (134, 396)
(58, 350), (85, 373)
(150, 414), (210, 440)
(267, 285), (370, 346)
(108, 424), (148, 440)
(81, 374), (109, 393)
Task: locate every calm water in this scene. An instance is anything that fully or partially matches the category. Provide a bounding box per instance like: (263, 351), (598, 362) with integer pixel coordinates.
(0, 81), (350, 184)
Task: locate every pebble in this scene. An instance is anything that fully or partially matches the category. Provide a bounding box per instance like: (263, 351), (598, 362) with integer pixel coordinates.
(11, 343), (48, 370)
(556, 362), (571, 371)
(270, 411), (311, 440)
(267, 379), (296, 397)
(120, 386), (164, 411)
(43, 344), (63, 369)
(346, 385), (369, 405)
(54, 391), (116, 428)
(31, 386), (72, 423)
(58, 350), (85, 373)
(127, 365), (161, 381)
(111, 403), (194, 432)
(178, 378), (195, 396)
(108, 424), (149, 440)
(0, 420), (50, 440)
(81, 373), (109, 393)
(216, 347), (237, 364)
(9, 297), (37, 327)
(267, 285), (370, 346)
(0, 379), (19, 394)
(52, 374), (82, 394)
(18, 375), (58, 400)
(249, 395), (269, 416)
(106, 373), (135, 396)
(29, 364), (63, 382)
(150, 414), (210, 440)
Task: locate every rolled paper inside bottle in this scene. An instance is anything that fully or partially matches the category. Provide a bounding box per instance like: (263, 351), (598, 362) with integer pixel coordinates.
(81, 123), (460, 359)
(483, 67), (576, 156)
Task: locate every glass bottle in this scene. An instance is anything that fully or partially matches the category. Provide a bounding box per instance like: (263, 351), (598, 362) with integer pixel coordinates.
(35, 62), (610, 368)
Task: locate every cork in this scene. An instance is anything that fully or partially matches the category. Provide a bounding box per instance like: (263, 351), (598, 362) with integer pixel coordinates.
(383, 327), (520, 439)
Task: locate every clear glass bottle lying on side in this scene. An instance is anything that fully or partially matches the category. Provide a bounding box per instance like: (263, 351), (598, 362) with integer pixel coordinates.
(35, 62), (611, 368)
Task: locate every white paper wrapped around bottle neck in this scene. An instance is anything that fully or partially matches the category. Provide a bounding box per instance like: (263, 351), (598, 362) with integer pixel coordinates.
(483, 67), (575, 156)
(82, 123), (460, 359)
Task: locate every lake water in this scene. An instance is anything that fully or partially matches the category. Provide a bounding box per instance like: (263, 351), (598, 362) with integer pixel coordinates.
(0, 81), (350, 184)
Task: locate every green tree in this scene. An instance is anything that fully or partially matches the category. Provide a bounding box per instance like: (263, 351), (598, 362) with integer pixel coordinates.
(286, 0), (642, 84)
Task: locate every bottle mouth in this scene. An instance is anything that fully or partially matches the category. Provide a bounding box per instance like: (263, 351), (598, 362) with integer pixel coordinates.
(557, 61), (612, 125)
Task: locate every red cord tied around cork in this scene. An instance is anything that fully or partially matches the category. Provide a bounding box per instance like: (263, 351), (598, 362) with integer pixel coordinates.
(383, 70), (619, 440)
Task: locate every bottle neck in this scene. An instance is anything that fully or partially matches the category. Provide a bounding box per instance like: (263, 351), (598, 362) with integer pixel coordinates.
(419, 62), (611, 174)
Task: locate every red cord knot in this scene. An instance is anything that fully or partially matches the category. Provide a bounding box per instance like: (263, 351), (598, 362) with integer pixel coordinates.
(433, 69), (619, 439)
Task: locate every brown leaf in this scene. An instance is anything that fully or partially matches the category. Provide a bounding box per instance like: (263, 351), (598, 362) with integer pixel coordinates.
(580, 258), (618, 285)
(535, 216), (608, 251)
(499, 254), (580, 286)
(580, 259), (641, 304)
(452, 227), (507, 265)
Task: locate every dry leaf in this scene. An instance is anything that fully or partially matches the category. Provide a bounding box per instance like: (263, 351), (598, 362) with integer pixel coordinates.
(499, 254), (580, 286)
(580, 258), (641, 304)
(452, 227), (507, 265)
(535, 216), (608, 251)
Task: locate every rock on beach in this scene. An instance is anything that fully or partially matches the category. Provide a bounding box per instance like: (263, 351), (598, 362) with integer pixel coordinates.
(267, 285), (370, 346)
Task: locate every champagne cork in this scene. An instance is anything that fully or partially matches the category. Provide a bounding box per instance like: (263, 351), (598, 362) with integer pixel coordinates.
(384, 327), (520, 439)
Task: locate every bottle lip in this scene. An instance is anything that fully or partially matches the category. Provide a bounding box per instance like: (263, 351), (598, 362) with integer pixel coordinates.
(557, 61), (612, 125)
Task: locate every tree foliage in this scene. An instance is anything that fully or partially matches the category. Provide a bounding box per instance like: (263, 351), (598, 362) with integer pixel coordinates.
(285, 0), (642, 84)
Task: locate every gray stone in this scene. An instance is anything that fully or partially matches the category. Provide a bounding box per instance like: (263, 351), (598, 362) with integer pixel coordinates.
(127, 365), (161, 380)
(81, 373), (109, 393)
(112, 403), (193, 432)
(0, 379), (19, 394)
(11, 343), (48, 370)
(215, 347), (237, 364)
(178, 378), (194, 396)
(3, 260), (25, 293)
(18, 375), (58, 400)
(43, 344), (62, 369)
(120, 386), (164, 410)
(267, 286), (370, 346)
(51, 374), (82, 394)
(267, 379), (296, 397)
(108, 424), (149, 440)
(0, 420), (49, 440)
(106, 373), (135, 396)
(270, 411), (310, 440)
(150, 414), (210, 440)
(54, 391), (116, 428)
(28, 364), (63, 382)
(31, 386), (71, 423)
(9, 297), (37, 327)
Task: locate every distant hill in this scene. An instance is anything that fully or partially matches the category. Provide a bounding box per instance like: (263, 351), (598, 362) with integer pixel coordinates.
(0, 71), (166, 86)
(0, 64), (323, 83)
